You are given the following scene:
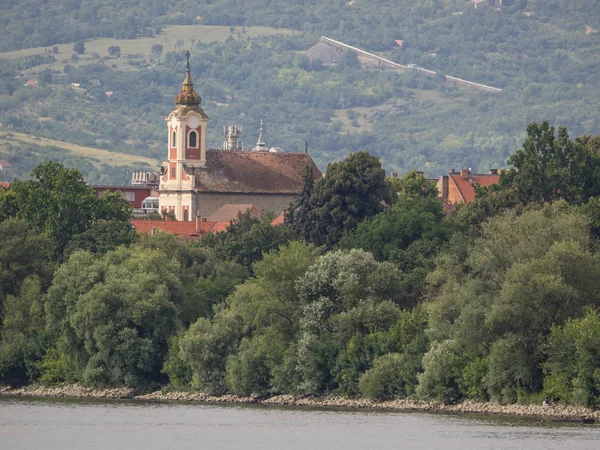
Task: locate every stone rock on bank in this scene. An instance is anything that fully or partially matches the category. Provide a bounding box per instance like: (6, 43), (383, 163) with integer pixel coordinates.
(1, 385), (598, 420)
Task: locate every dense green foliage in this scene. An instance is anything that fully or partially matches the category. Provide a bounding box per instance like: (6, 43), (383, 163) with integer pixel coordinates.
(288, 151), (389, 248)
(500, 122), (600, 204)
(4, 122), (600, 409)
(0, 162), (132, 258)
(340, 171), (460, 305)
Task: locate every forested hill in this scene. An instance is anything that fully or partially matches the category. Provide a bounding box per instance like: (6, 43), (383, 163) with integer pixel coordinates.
(4, 0), (599, 53)
(1, 0), (599, 183)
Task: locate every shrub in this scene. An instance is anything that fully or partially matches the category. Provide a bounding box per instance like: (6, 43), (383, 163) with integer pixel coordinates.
(460, 357), (488, 402)
(162, 334), (191, 388)
(359, 353), (406, 400)
(416, 340), (464, 404)
(225, 338), (271, 396)
(36, 348), (76, 385)
(486, 334), (536, 404)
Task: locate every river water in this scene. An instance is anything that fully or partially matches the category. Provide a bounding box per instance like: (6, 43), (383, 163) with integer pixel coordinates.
(1, 397), (600, 449)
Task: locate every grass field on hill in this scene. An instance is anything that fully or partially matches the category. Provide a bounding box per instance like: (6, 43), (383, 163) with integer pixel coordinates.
(0, 25), (296, 72)
(0, 131), (158, 168)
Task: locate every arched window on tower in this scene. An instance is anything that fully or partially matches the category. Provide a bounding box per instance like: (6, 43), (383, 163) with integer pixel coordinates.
(183, 209), (189, 222)
(171, 131), (176, 148)
(171, 167), (176, 179)
(189, 130), (198, 148)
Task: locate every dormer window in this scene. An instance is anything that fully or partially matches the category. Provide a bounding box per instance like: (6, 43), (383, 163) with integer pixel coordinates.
(171, 131), (176, 148)
(189, 130), (198, 148)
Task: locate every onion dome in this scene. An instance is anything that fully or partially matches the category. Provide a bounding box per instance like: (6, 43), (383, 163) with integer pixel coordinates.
(174, 50), (201, 106)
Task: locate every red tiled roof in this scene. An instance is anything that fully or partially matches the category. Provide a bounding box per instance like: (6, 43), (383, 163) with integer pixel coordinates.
(197, 221), (222, 234)
(131, 219), (231, 236)
(449, 173), (500, 203)
(93, 185), (151, 190)
(0, 160), (11, 167)
(132, 220), (202, 236)
(211, 222), (230, 233)
(271, 212), (285, 226)
(194, 150), (321, 194)
(206, 204), (261, 222)
(0, 182), (11, 189)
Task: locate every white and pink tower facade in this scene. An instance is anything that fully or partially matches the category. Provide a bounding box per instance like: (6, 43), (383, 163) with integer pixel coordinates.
(159, 52), (209, 221)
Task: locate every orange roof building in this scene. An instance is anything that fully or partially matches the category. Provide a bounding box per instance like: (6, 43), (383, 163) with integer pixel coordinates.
(437, 168), (500, 206)
(271, 212), (285, 226)
(132, 217), (230, 238)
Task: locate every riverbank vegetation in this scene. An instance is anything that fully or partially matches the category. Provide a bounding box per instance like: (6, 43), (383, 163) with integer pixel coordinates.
(2, 121), (600, 409)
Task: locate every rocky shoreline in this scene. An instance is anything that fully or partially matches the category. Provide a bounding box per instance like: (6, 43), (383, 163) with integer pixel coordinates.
(1, 385), (597, 421)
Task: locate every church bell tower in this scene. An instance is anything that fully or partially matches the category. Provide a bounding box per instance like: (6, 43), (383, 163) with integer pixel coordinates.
(159, 51), (209, 221)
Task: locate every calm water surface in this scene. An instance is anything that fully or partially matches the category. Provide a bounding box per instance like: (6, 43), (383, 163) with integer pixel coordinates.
(1, 397), (600, 449)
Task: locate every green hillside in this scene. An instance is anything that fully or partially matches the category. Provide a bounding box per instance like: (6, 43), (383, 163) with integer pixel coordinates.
(0, 0), (599, 182)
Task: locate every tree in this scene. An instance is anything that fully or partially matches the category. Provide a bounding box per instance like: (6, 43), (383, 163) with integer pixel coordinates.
(1, 162), (131, 258)
(386, 170), (438, 204)
(500, 122), (600, 205)
(39, 68), (53, 86)
(286, 165), (315, 242)
(225, 332), (284, 396)
(73, 41), (85, 55)
(0, 277), (46, 386)
(288, 151), (389, 248)
(451, 185), (521, 232)
(340, 190), (459, 305)
(0, 219), (54, 317)
(359, 353), (410, 400)
(136, 232), (247, 326)
(457, 124), (600, 231)
(64, 220), (138, 256)
(416, 340), (465, 403)
(44, 246), (185, 388)
(423, 203), (600, 404)
(358, 306), (429, 400)
(544, 309), (600, 407)
(297, 248), (403, 311)
(151, 44), (163, 55)
(201, 211), (294, 271)
(176, 312), (243, 393)
(107, 45), (121, 57)
(175, 241), (319, 394)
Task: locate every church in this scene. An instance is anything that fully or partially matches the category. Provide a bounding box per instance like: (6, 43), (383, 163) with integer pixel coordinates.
(157, 55), (321, 222)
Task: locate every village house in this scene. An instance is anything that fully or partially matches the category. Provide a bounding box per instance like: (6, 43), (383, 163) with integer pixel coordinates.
(0, 160), (11, 172)
(93, 185), (154, 209)
(131, 216), (230, 238)
(437, 168), (500, 206)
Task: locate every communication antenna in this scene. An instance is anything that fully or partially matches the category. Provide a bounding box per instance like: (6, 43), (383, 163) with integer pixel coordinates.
(223, 124), (243, 151)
